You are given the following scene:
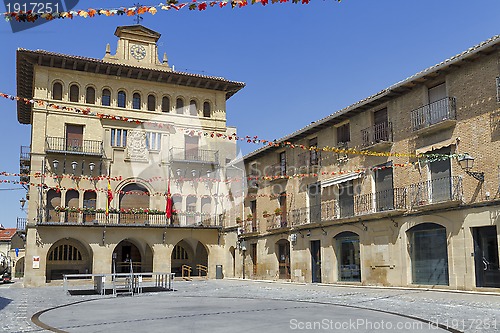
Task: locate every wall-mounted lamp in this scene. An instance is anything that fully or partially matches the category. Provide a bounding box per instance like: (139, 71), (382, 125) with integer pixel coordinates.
(176, 169), (182, 177)
(19, 198), (27, 212)
(52, 159), (59, 171)
(457, 153), (484, 182)
(191, 169), (198, 187)
(306, 230), (311, 237)
(89, 162), (95, 173)
(191, 169), (197, 177)
(175, 169), (183, 186)
(71, 161), (78, 174)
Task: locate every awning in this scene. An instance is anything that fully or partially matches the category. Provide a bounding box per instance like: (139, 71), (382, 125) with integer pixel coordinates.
(416, 138), (456, 155)
(321, 172), (364, 188)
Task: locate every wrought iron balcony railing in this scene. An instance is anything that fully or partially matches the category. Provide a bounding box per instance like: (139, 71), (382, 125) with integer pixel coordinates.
(43, 211), (224, 227)
(45, 137), (104, 156)
(170, 147), (219, 164)
(20, 146), (30, 161)
(268, 163), (287, 178)
(410, 97), (456, 131)
(266, 215), (288, 231)
(361, 122), (393, 148)
(296, 151), (321, 173)
(408, 176), (462, 209)
(16, 217), (27, 230)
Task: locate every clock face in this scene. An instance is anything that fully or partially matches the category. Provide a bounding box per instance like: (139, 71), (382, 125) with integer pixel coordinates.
(130, 44), (146, 60)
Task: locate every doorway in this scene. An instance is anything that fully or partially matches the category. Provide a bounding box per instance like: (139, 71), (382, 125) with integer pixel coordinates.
(277, 239), (291, 280)
(473, 226), (500, 288)
(311, 240), (321, 283)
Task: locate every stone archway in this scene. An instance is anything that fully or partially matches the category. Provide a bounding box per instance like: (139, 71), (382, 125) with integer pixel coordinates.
(46, 238), (92, 281)
(14, 256), (24, 278)
(407, 223), (449, 286)
(171, 239), (209, 277)
(112, 239), (153, 273)
(229, 246), (236, 278)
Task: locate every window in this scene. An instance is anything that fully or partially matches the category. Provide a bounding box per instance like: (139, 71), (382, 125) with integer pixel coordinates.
(132, 93), (141, 110)
(189, 100), (197, 116)
(338, 180), (354, 218)
(162, 96), (170, 112)
(86, 87), (95, 104)
(117, 91), (126, 108)
(176, 98), (184, 114)
(147, 94), (156, 111)
(69, 84), (79, 102)
(203, 102), (211, 118)
(48, 244), (82, 261)
(52, 82), (62, 100)
(309, 137), (319, 166)
(337, 123), (350, 144)
(146, 132), (161, 151)
(173, 245), (188, 260)
(111, 129), (127, 147)
(496, 77), (500, 103)
(65, 124), (84, 152)
(279, 151), (286, 176)
(102, 89), (111, 106)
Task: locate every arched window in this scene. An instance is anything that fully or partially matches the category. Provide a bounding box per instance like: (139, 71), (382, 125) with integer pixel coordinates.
(203, 102), (211, 118)
(102, 89), (111, 106)
(48, 244), (82, 261)
(189, 100), (197, 116)
(173, 245), (189, 260)
(176, 98), (184, 114)
(85, 87), (95, 104)
(52, 82), (62, 100)
(117, 91), (126, 108)
(69, 84), (79, 102)
(162, 96), (170, 113)
(147, 94), (156, 111)
(132, 93), (141, 110)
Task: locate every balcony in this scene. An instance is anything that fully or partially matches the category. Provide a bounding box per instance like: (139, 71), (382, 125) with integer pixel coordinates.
(268, 163), (287, 180)
(19, 146), (30, 183)
(411, 97), (456, 133)
(240, 219), (259, 234)
(296, 151), (321, 174)
(42, 211), (224, 227)
(45, 137), (104, 156)
(361, 122), (393, 150)
(170, 147), (219, 164)
(408, 176), (462, 210)
(16, 217), (27, 230)
(266, 215), (289, 231)
(289, 188), (407, 227)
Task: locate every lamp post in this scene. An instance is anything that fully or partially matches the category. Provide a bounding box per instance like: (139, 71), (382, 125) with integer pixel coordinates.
(457, 153), (484, 182)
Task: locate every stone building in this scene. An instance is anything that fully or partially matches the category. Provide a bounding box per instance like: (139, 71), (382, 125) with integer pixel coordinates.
(17, 25), (245, 286)
(235, 35), (500, 291)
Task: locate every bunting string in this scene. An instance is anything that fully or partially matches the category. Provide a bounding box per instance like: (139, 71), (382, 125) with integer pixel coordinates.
(1, 92), (464, 161)
(3, 1), (339, 23)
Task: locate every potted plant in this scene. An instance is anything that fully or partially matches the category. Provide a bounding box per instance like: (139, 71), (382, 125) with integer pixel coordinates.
(274, 208), (282, 216)
(262, 210), (271, 218)
(246, 214), (253, 221)
(236, 217), (242, 224)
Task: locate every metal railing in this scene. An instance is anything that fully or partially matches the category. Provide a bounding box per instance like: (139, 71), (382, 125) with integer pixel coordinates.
(16, 217), (27, 230)
(269, 163), (287, 177)
(361, 122), (393, 148)
(20, 146), (30, 161)
(408, 176), (462, 209)
(241, 219), (259, 233)
(43, 211), (224, 227)
(266, 215), (288, 231)
(296, 151), (321, 173)
(45, 136), (104, 156)
(170, 147), (219, 164)
(411, 97), (456, 131)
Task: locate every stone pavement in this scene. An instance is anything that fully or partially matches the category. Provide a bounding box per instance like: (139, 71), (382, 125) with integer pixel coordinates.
(0, 278), (499, 333)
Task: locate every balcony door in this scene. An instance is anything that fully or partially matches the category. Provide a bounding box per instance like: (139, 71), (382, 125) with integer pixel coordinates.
(185, 135), (199, 161)
(311, 240), (321, 283)
(339, 180), (354, 218)
(373, 108), (389, 142)
(375, 163), (394, 211)
(279, 192), (287, 227)
(428, 83), (446, 125)
(429, 147), (451, 203)
(308, 183), (321, 223)
(66, 124), (84, 152)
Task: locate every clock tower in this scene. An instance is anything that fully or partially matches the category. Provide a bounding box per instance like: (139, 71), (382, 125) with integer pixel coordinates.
(103, 25), (171, 71)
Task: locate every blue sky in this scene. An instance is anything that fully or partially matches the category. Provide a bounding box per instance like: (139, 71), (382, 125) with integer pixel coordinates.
(1, 0), (500, 228)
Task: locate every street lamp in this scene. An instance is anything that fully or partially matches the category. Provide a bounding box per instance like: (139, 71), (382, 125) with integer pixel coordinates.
(457, 153), (484, 182)
(89, 162), (95, 173)
(71, 161), (78, 174)
(19, 198), (27, 213)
